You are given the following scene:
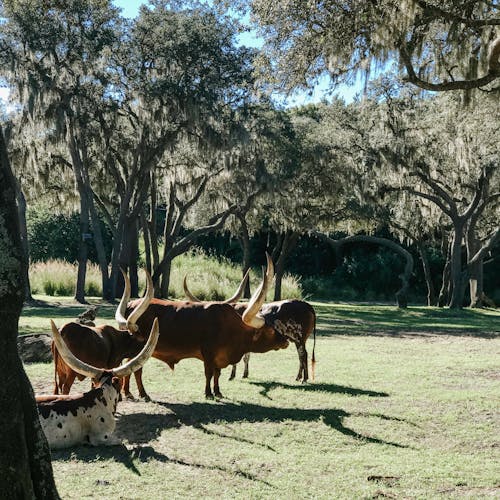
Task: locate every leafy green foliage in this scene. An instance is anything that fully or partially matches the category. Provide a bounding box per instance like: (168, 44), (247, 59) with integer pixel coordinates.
(26, 205), (112, 263)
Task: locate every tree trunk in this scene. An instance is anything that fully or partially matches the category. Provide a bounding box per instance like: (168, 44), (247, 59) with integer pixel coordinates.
(417, 242), (436, 306)
(15, 182), (33, 302)
(448, 221), (465, 309)
(466, 223), (484, 308)
(160, 257), (173, 299)
(141, 210), (152, 275)
(0, 125), (60, 498)
(468, 257), (484, 308)
(237, 215), (251, 299)
(88, 196), (110, 301)
(118, 217), (139, 297)
(67, 119), (110, 301)
(149, 171), (160, 271)
(274, 230), (299, 301)
(74, 196), (90, 304)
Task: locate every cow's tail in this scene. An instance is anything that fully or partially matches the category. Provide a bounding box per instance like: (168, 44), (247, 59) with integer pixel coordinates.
(311, 311), (317, 382)
(51, 341), (60, 395)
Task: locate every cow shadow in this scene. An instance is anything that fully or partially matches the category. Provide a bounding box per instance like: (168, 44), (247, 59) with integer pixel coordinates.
(246, 381), (389, 400)
(117, 400), (409, 449)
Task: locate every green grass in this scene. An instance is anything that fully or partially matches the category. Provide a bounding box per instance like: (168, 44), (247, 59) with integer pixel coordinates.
(23, 301), (500, 499)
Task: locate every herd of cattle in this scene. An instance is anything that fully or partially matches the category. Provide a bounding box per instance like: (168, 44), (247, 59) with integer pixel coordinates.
(35, 254), (317, 449)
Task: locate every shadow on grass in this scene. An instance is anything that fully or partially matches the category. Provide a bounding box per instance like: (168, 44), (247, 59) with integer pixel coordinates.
(23, 304), (116, 318)
(316, 311), (499, 339)
(52, 442), (274, 486)
(119, 400), (408, 449)
(247, 381), (389, 400)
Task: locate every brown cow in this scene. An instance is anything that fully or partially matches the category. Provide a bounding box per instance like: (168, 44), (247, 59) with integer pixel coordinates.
(184, 275), (317, 383)
(38, 317), (159, 448)
(52, 270), (154, 394)
(118, 254), (291, 400)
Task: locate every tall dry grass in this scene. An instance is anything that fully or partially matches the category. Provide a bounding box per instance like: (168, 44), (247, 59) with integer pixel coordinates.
(29, 260), (101, 296)
(29, 251), (303, 300)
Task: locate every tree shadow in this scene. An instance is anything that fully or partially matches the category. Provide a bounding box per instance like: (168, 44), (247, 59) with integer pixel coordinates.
(314, 305), (499, 339)
(52, 442), (272, 485)
(131, 400), (409, 449)
(21, 303), (116, 321)
(246, 381), (389, 400)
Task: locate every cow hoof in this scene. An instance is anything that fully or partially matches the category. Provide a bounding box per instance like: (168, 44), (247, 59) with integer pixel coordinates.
(228, 375), (235, 381)
(141, 394), (151, 402)
(123, 393), (136, 402)
(205, 393), (214, 400)
(242, 374), (248, 379)
(214, 392), (224, 400)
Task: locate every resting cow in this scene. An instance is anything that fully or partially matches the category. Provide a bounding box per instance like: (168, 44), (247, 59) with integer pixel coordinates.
(37, 317), (159, 449)
(119, 254), (291, 400)
(184, 274), (317, 383)
(51, 270), (153, 395)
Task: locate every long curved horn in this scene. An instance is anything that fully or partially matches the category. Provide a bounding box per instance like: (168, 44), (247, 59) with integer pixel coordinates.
(183, 275), (202, 302)
(242, 253), (274, 328)
(183, 268), (250, 304)
(115, 268), (131, 329)
(124, 270), (154, 333)
(112, 318), (160, 377)
(221, 268), (250, 304)
(50, 320), (103, 379)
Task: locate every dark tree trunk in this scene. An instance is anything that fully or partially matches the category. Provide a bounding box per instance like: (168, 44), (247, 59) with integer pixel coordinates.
(274, 230), (299, 301)
(67, 119), (110, 301)
(74, 196), (90, 304)
(160, 258), (173, 299)
(0, 126), (60, 498)
(119, 217), (139, 297)
(88, 197), (110, 301)
(437, 260), (451, 307)
(15, 182), (33, 302)
(448, 221), (465, 309)
(466, 222), (484, 308)
(237, 215), (251, 299)
(141, 210), (152, 275)
(417, 242), (436, 306)
(149, 171), (160, 271)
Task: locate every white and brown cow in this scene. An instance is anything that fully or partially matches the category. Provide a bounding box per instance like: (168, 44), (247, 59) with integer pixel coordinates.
(36, 317), (159, 449)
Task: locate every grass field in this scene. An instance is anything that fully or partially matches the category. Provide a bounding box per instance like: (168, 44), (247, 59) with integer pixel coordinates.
(22, 300), (500, 499)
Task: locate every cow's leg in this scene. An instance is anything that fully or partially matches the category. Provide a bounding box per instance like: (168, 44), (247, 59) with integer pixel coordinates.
(242, 353), (250, 378)
(121, 374), (135, 400)
(296, 343), (308, 383)
(61, 372), (77, 394)
(204, 362), (214, 399)
(229, 364), (237, 381)
(134, 368), (151, 402)
(213, 368), (223, 399)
